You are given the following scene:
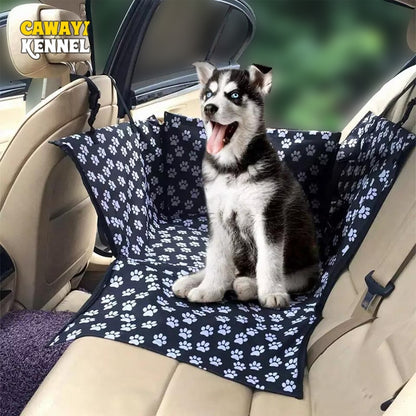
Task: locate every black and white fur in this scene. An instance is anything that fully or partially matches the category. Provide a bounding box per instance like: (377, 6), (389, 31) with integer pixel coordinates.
(173, 62), (319, 308)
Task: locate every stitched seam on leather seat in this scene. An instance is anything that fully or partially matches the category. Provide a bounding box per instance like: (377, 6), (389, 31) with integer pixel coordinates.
(154, 360), (180, 416)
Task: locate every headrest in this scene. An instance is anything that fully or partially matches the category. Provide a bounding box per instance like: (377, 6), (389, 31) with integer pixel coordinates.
(7, 3), (91, 79)
(408, 8), (416, 52)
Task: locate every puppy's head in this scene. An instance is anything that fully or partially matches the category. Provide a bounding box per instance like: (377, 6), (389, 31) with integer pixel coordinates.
(193, 62), (272, 159)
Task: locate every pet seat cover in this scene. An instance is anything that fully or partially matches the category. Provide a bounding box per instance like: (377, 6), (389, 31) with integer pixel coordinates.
(50, 94), (415, 397)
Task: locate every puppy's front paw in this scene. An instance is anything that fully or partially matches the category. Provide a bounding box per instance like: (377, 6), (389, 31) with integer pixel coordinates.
(258, 291), (290, 308)
(187, 286), (224, 303)
(172, 273), (203, 298)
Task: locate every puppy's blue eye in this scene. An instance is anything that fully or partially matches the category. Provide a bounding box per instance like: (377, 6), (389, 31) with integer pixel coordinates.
(231, 91), (240, 99)
(206, 91), (213, 99)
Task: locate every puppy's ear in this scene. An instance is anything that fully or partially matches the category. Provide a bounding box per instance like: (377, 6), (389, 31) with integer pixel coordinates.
(248, 64), (272, 95)
(193, 61), (216, 85)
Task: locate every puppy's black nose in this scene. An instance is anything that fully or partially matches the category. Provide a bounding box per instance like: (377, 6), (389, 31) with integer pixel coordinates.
(204, 104), (218, 116)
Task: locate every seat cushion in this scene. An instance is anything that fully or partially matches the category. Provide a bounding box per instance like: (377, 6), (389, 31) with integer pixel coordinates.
(21, 337), (311, 416)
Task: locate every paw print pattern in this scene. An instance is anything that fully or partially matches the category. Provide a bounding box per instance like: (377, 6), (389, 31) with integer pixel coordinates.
(52, 111), (414, 397)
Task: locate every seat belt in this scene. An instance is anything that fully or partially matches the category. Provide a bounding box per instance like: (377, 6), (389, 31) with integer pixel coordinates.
(307, 201), (416, 368)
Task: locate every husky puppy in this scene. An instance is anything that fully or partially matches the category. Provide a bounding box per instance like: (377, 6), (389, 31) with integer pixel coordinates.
(172, 62), (319, 308)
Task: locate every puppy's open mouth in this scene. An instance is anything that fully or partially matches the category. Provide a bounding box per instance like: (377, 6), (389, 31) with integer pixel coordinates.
(206, 121), (238, 155)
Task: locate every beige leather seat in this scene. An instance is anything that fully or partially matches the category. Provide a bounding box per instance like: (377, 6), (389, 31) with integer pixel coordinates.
(20, 66), (416, 416)
(0, 4), (118, 310)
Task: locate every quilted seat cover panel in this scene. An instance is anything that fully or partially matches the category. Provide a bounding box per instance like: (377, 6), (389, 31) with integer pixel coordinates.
(49, 111), (414, 398)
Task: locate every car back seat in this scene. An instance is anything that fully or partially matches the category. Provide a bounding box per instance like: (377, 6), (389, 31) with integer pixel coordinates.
(19, 59), (416, 416)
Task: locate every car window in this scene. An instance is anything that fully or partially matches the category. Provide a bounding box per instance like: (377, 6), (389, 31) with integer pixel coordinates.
(0, 1), (37, 100)
(89, 0), (133, 74)
(131, 0), (254, 93)
(241, 0), (413, 131)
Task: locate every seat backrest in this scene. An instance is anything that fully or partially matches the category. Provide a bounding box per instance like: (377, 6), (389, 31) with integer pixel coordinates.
(0, 4), (118, 309)
(308, 65), (416, 416)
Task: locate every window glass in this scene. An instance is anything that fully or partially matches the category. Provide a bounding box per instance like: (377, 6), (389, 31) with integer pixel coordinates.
(0, 10), (31, 98)
(131, 0), (252, 91)
(1, 0), (32, 10)
(90, 0), (133, 74)
(241, 0), (413, 131)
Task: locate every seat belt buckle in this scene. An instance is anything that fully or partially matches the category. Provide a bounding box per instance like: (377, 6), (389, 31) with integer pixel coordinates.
(361, 271), (395, 310)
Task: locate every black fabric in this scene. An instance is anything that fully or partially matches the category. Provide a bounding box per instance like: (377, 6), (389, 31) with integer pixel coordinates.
(50, 111), (414, 398)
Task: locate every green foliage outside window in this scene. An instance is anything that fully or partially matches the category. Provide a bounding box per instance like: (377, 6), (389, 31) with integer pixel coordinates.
(241, 0), (412, 130)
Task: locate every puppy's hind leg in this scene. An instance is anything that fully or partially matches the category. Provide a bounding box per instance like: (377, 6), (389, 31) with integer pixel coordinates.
(253, 217), (290, 308)
(172, 270), (205, 298)
(285, 264), (320, 294)
(233, 276), (257, 301)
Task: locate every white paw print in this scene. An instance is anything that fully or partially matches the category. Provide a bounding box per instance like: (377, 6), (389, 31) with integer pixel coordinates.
(141, 320), (157, 329)
(104, 331), (120, 340)
(265, 333), (277, 342)
(233, 361), (246, 371)
(284, 346), (298, 357)
(265, 372), (279, 382)
(217, 340), (230, 351)
(130, 270), (143, 281)
(268, 341), (283, 350)
(166, 316), (179, 328)
(189, 355), (202, 365)
(128, 334), (144, 346)
(171, 117), (181, 128)
(120, 313), (136, 323)
(269, 356), (282, 367)
(79, 317), (94, 324)
(200, 325), (214, 337)
(235, 315), (248, 324)
(122, 288), (135, 297)
(179, 328), (192, 339)
(270, 314), (283, 323)
(234, 332), (248, 345)
(182, 312), (197, 324)
(294, 132), (304, 143)
(224, 369), (237, 379)
(196, 340), (210, 352)
(121, 322), (136, 332)
(84, 309), (99, 317)
(282, 379), (296, 392)
(249, 361), (262, 370)
(167, 348), (181, 359)
(135, 291), (149, 299)
(250, 345), (265, 356)
(66, 329), (81, 341)
(148, 282), (160, 291)
(284, 327), (299, 336)
(230, 349), (243, 360)
(291, 150), (301, 161)
(142, 304), (158, 317)
(90, 323), (107, 331)
(285, 358), (298, 369)
(178, 341), (192, 350)
(270, 324), (283, 332)
(122, 299), (136, 311)
(103, 301), (117, 310)
(104, 311), (119, 319)
(152, 333), (167, 347)
(209, 356), (222, 367)
(246, 327), (258, 336)
(218, 324), (231, 335)
(246, 375), (259, 385)
(101, 294), (115, 304)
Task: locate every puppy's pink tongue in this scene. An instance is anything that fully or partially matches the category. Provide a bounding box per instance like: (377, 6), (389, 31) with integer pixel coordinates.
(207, 123), (227, 155)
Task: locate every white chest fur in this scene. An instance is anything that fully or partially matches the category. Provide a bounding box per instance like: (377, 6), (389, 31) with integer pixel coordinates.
(203, 167), (277, 226)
